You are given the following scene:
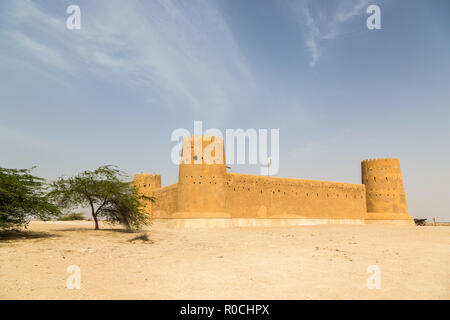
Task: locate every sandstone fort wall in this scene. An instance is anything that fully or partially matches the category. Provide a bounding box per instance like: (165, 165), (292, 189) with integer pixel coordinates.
(133, 135), (414, 225)
(225, 173), (366, 219)
(150, 183), (178, 218)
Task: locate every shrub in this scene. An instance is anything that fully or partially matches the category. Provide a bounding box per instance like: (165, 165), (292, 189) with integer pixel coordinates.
(48, 165), (154, 230)
(57, 212), (86, 221)
(1, 166), (60, 230)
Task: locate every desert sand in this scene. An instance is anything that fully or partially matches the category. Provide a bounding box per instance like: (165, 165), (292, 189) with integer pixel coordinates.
(0, 220), (449, 299)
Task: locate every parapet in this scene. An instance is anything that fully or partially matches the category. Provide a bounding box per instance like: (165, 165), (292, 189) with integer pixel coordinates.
(181, 135), (225, 165)
(361, 157), (400, 167)
(132, 173), (161, 191)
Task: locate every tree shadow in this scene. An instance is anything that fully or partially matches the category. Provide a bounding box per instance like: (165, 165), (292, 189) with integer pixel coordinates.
(0, 230), (61, 241)
(106, 228), (139, 234)
(53, 227), (138, 234)
(128, 233), (154, 244)
(52, 227), (153, 243)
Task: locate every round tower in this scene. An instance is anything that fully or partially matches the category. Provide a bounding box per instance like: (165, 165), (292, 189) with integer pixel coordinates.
(361, 158), (408, 214)
(175, 135), (229, 217)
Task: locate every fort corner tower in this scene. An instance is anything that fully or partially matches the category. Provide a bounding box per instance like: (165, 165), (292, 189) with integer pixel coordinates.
(362, 158), (412, 224)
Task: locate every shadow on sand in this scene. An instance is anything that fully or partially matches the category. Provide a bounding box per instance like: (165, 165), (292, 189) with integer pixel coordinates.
(53, 227), (138, 234)
(0, 230), (61, 241)
(52, 227), (154, 243)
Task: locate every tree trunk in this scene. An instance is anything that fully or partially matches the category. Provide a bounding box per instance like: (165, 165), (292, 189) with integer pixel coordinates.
(93, 214), (99, 230)
(90, 202), (99, 230)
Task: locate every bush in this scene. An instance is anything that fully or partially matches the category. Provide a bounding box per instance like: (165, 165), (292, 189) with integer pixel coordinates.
(57, 212), (86, 221)
(1, 166), (60, 230)
(48, 165), (154, 230)
(414, 218), (427, 226)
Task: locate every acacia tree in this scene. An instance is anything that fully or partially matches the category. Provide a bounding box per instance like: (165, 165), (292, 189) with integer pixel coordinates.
(48, 165), (153, 230)
(0, 166), (60, 230)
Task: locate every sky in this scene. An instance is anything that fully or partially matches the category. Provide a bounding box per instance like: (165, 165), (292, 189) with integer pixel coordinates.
(0, 0), (449, 220)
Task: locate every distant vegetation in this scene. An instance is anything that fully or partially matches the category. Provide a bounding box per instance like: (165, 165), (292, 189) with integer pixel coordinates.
(57, 212), (86, 221)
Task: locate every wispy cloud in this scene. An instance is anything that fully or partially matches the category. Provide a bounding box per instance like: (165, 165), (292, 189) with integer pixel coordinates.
(289, 0), (371, 67)
(0, 0), (254, 119)
(336, 0), (371, 23)
(303, 7), (321, 67)
(4, 31), (72, 71)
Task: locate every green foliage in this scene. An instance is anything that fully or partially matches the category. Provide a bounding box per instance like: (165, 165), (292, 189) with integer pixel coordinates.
(57, 212), (86, 221)
(48, 165), (154, 230)
(0, 166), (60, 230)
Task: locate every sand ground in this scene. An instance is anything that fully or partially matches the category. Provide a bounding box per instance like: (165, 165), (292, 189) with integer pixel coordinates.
(0, 220), (449, 299)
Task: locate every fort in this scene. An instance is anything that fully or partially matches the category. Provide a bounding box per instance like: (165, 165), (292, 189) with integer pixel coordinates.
(133, 135), (414, 227)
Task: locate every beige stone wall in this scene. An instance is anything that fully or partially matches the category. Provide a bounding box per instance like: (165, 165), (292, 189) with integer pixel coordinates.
(145, 173), (368, 221)
(148, 183), (178, 218)
(132, 173), (177, 218)
(225, 173), (367, 219)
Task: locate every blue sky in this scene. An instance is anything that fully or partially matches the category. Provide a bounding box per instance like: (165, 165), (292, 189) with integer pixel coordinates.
(1, 0), (449, 220)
